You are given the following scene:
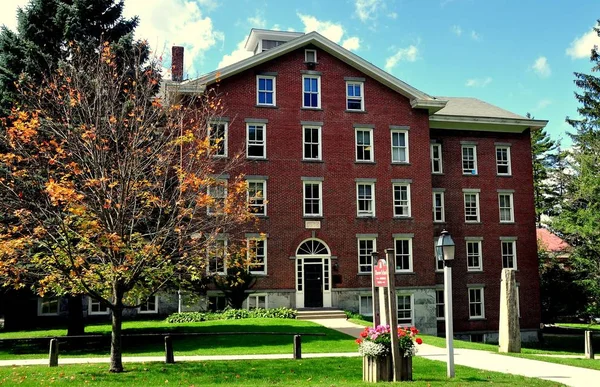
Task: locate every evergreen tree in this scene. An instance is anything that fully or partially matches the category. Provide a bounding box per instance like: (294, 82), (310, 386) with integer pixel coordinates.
(554, 19), (600, 319)
(0, 0), (138, 116)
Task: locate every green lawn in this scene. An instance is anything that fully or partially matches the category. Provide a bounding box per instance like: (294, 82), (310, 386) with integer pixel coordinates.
(0, 357), (562, 386)
(0, 319), (356, 360)
(556, 323), (600, 331)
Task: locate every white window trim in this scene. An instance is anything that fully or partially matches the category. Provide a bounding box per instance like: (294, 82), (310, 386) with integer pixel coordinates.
(246, 123), (267, 159)
(302, 125), (322, 161)
(207, 179), (228, 215)
(501, 240), (518, 270)
(256, 75), (276, 106)
(37, 297), (60, 316)
(302, 74), (321, 108)
(246, 293), (268, 309)
(462, 145), (478, 175)
(88, 298), (110, 315)
(247, 237), (267, 275)
(466, 240), (483, 272)
(346, 81), (364, 111)
(355, 128), (374, 162)
(498, 193), (514, 223)
(436, 289), (445, 321)
(431, 143), (443, 174)
(396, 293), (414, 326)
(305, 49), (317, 63)
(433, 191), (445, 223)
(356, 182), (376, 217)
(303, 180), (323, 217)
(394, 237), (413, 273)
(247, 179), (267, 217)
(390, 130), (409, 163)
(359, 294), (373, 316)
(496, 146), (512, 176)
(357, 237), (377, 274)
(468, 287), (486, 319)
(209, 121), (228, 158)
(207, 237), (228, 275)
(138, 295), (159, 314)
(392, 183), (411, 218)
(464, 192), (480, 223)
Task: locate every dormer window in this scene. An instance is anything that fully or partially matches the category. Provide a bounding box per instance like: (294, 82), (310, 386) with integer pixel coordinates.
(305, 49), (317, 63)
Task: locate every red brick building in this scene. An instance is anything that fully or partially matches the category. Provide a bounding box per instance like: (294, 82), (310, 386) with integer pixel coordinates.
(168, 29), (547, 341)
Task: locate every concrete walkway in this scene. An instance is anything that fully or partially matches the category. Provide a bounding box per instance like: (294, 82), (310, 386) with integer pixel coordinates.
(310, 318), (600, 387)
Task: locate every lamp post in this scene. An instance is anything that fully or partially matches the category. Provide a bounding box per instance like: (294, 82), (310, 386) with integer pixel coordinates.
(436, 230), (456, 378)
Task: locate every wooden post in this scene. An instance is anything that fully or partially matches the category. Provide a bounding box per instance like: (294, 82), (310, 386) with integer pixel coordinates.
(293, 335), (302, 359)
(49, 338), (59, 367)
(385, 248), (401, 382)
(371, 252), (381, 327)
(165, 335), (175, 364)
(585, 331), (594, 359)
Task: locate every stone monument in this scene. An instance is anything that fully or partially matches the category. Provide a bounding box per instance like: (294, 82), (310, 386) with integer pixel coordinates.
(498, 268), (521, 352)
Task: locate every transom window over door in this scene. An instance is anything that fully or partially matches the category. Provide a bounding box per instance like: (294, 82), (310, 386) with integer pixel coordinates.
(297, 239), (330, 256)
(302, 75), (320, 108)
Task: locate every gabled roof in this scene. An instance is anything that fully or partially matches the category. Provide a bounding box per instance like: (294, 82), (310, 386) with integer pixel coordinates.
(177, 31), (446, 113)
(537, 228), (571, 254)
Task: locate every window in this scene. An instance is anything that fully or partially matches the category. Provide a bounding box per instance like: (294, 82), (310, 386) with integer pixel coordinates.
(208, 238), (227, 275)
(207, 179), (227, 215)
(498, 193), (514, 223)
(346, 82), (364, 111)
(397, 294), (413, 325)
(394, 237), (412, 272)
(248, 238), (267, 274)
(208, 295), (226, 312)
(501, 240), (517, 269)
(355, 128), (373, 162)
(358, 238), (376, 273)
(305, 49), (317, 63)
(247, 180), (266, 216)
(257, 76), (275, 106)
(303, 181), (322, 216)
(468, 287), (485, 319)
(209, 122), (227, 157)
(247, 294), (267, 309)
(139, 295), (158, 314)
(431, 143), (443, 173)
(462, 145), (477, 174)
(433, 191), (445, 222)
(247, 123), (266, 159)
(38, 298), (60, 316)
(391, 130), (408, 163)
(436, 290), (444, 320)
(356, 182), (375, 217)
(496, 146), (512, 175)
(302, 75), (320, 108)
(359, 295), (373, 316)
(303, 125), (321, 160)
(464, 192), (480, 222)
(466, 240), (483, 271)
(393, 183), (411, 217)
(89, 299), (109, 315)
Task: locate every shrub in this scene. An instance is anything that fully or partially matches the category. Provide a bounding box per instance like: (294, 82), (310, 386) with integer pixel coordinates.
(166, 307), (297, 323)
(165, 312), (219, 323)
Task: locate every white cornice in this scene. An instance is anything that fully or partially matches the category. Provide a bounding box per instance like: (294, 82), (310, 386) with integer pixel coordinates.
(430, 114), (548, 132)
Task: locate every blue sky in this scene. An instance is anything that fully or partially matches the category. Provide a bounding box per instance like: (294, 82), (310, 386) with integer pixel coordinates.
(2, 0), (600, 146)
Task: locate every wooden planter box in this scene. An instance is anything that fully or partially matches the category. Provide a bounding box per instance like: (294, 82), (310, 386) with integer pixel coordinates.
(362, 354), (413, 382)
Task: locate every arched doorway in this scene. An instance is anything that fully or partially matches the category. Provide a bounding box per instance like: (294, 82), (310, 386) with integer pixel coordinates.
(295, 239), (331, 308)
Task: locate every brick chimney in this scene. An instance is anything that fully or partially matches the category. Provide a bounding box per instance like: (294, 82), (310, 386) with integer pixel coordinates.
(171, 46), (184, 82)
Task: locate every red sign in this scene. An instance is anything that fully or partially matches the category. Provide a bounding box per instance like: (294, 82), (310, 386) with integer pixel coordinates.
(374, 259), (388, 287)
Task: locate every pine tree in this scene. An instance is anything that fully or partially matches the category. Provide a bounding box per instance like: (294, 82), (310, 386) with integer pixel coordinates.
(554, 19), (600, 319)
(0, 0), (138, 116)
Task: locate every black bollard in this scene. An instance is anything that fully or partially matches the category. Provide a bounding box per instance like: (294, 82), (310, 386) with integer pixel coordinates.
(293, 335), (302, 359)
(165, 335), (175, 364)
(49, 338), (59, 367)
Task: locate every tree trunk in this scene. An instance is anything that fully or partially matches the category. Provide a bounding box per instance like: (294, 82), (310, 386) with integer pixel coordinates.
(109, 288), (124, 373)
(67, 295), (85, 336)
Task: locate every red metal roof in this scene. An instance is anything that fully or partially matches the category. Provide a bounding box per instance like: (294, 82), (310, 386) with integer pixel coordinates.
(537, 228), (571, 253)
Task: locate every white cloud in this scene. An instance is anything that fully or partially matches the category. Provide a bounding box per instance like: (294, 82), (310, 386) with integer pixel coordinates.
(465, 77), (492, 87)
(355, 0), (382, 23)
(123, 0), (224, 78)
(535, 99), (552, 110)
(297, 13), (360, 51)
(532, 56), (551, 78)
(217, 38), (253, 68)
(248, 11), (267, 29)
(385, 45), (418, 72)
(471, 30), (482, 41)
(451, 25), (462, 37)
(566, 28), (600, 59)
(387, 12), (398, 19)
(0, 0), (28, 31)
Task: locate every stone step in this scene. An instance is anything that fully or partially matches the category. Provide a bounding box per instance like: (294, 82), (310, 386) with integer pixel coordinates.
(296, 309), (347, 320)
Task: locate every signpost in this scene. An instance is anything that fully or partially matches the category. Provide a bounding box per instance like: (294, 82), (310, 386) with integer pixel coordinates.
(374, 259), (388, 287)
